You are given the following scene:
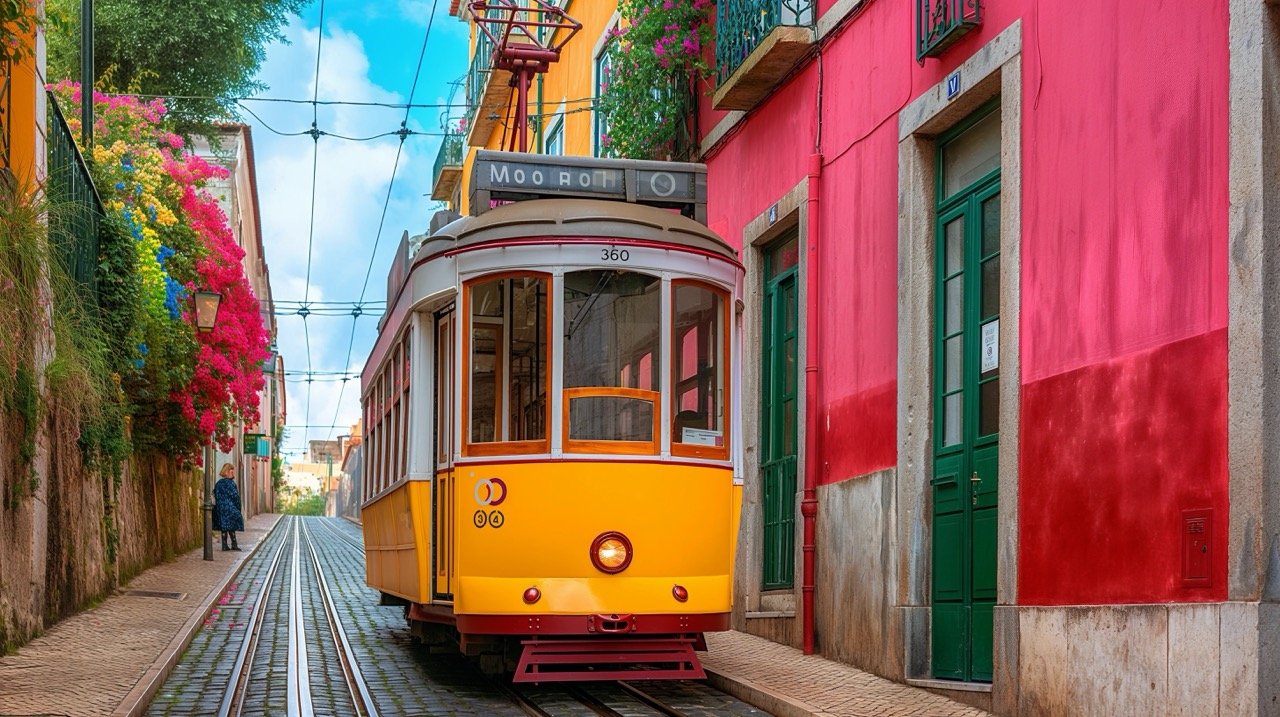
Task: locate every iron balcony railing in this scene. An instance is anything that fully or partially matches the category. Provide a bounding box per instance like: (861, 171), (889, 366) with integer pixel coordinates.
(465, 32), (494, 128)
(433, 131), (464, 185)
(917, 0), (981, 60)
(46, 91), (104, 303)
(715, 0), (816, 87)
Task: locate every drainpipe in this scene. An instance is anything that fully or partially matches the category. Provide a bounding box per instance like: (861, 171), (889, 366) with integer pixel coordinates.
(802, 152), (823, 655)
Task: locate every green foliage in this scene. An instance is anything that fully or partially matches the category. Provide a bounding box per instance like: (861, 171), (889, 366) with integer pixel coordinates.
(595, 0), (712, 161)
(45, 0), (308, 130)
(0, 0), (39, 64)
(281, 491), (326, 516)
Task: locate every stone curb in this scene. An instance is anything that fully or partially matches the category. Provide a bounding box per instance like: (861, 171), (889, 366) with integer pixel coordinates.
(110, 514), (283, 717)
(704, 666), (841, 717)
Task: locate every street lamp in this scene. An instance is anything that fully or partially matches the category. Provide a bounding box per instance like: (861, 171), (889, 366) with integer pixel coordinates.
(194, 290), (222, 333)
(195, 289), (223, 561)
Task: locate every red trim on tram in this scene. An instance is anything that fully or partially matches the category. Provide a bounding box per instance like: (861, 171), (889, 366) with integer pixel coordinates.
(420, 236), (744, 270)
(455, 611), (729, 636)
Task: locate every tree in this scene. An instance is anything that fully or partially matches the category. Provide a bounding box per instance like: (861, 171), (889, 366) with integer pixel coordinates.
(46, 0), (308, 130)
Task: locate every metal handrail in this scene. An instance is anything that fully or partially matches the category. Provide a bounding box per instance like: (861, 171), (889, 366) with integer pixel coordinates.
(46, 91), (105, 304)
(715, 0), (816, 87)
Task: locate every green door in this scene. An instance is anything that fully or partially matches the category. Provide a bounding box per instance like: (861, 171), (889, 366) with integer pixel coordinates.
(762, 232), (799, 590)
(932, 107), (1001, 683)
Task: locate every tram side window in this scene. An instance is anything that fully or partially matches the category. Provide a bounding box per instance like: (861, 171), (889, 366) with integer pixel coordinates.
(672, 282), (728, 457)
(466, 275), (549, 453)
(563, 270), (661, 448)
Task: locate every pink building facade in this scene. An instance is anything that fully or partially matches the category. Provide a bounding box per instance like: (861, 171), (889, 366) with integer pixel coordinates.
(701, 1), (1277, 713)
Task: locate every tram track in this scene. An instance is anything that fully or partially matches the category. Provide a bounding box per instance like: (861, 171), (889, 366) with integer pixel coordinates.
(214, 516), (379, 717)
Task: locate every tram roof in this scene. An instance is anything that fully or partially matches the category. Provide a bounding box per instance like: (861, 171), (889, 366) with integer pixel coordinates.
(417, 198), (739, 262)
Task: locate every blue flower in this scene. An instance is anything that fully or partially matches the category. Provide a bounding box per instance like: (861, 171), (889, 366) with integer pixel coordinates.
(136, 343), (150, 356)
(114, 181), (126, 191)
(133, 358), (145, 370)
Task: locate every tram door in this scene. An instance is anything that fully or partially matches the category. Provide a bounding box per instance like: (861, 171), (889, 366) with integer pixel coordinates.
(432, 307), (456, 601)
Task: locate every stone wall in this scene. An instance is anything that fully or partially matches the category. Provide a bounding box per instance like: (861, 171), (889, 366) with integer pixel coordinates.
(0, 399), (201, 652)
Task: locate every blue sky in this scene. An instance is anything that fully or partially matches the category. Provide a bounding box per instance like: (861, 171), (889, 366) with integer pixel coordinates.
(247, 1), (470, 458)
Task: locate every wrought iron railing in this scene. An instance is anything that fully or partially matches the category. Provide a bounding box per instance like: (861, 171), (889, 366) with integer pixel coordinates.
(917, 0), (981, 60)
(465, 32), (494, 129)
(46, 91), (104, 303)
(433, 131), (464, 186)
(715, 0), (815, 87)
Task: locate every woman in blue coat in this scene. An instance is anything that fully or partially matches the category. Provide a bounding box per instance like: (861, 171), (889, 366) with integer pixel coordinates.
(213, 463), (245, 551)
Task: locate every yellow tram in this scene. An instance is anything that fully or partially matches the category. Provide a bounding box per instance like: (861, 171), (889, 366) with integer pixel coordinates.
(360, 152), (743, 681)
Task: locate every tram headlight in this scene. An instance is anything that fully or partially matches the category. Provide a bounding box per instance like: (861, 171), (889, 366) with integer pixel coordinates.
(590, 531), (633, 574)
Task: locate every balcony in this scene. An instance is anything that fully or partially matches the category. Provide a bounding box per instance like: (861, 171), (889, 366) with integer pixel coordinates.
(917, 0), (981, 61)
(431, 132), (464, 201)
(713, 0), (815, 111)
(464, 33), (512, 147)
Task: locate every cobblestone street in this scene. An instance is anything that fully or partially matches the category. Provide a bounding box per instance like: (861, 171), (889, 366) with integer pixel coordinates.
(143, 516), (772, 716)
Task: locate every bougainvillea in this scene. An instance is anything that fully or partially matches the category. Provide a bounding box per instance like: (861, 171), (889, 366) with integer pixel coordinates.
(595, 0), (712, 160)
(49, 82), (271, 463)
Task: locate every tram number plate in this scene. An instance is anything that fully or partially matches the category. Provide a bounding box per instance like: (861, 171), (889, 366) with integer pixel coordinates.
(601, 247), (630, 262)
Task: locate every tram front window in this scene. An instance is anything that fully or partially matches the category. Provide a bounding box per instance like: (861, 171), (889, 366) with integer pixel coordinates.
(563, 270), (661, 449)
(466, 274), (549, 453)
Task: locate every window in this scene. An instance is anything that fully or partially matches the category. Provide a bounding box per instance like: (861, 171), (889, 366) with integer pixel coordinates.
(563, 270), (661, 453)
(594, 38), (615, 157)
(672, 281), (729, 459)
(545, 116), (565, 156)
(464, 274), (550, 455)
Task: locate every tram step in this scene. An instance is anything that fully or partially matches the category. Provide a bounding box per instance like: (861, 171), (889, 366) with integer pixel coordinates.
(512, 636), (705, 683)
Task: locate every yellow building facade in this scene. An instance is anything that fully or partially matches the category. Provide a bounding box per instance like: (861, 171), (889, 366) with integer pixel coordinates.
(433, 0), (619, 213)
(2, 11), (47, 191)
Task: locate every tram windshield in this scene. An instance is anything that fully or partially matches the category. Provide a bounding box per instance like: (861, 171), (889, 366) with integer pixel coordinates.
(564, 271), (661, 446)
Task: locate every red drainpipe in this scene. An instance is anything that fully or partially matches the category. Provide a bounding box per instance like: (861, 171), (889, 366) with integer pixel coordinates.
(802, 152), (823, 655)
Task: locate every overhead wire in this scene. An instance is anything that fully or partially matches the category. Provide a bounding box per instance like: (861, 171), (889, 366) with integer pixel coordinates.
(298, 0), (327, 455)
(324, 0), (443, 444)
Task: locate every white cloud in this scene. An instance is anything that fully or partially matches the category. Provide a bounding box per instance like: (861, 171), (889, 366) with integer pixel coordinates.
(253, 17), (430, 453)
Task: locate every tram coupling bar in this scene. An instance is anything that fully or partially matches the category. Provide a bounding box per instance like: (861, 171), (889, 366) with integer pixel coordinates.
(590, 614), (636, 633)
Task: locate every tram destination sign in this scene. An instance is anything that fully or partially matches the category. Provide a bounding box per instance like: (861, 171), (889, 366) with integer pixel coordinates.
(470, 150), (708, 223)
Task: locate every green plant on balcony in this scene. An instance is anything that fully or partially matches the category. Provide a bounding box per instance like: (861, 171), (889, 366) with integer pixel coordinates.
(596, 0), (712, 162)
(0, 0), (39, 64)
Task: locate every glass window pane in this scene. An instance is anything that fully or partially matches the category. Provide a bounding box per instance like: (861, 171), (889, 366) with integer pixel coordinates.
(942, 110), (1001, 199)
(470, 326), (499, 443)
(945, 276), (964, 334)
(979, 378), (1000, 436)
(945, 217), (964, 275)
(507, 278), (547, 441)
(569, 396), (654, 442)
(981, 256), (1001, 320)
(943, 393), (963, 447)
(982, 195), (1001, 256)
(564, 270), (662, 390)
(767, 233), (800, 279)
(469, 276), (548, 446)
(945, 335), (963, 392)
(672, 284), (727, 447)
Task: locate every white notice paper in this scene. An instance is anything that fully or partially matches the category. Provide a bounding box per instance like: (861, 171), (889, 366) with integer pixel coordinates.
(682, 428), (723, 447)
(981, 320), (999, 373)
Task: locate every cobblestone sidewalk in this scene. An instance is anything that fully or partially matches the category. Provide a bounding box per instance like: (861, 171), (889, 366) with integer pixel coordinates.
(0, 514), (280, 717)
(703, 631), (990, 717)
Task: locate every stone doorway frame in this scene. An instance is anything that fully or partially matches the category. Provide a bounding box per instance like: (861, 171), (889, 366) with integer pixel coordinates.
(895, 19), (1023, 703)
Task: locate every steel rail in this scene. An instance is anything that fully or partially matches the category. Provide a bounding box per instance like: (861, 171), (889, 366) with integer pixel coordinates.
(616, 681), (693, 717)
(315, 516), (366, 555)
(217, 517), (292, 717)
(563, 686), (629, 717)
(300, 518), (381, 717)
(286, 517), (314, 717)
